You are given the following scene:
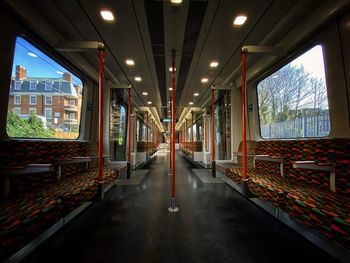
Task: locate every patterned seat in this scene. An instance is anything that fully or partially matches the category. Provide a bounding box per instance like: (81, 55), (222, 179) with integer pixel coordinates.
(286, 186), (350, 249)
(0, 193), (62, 258)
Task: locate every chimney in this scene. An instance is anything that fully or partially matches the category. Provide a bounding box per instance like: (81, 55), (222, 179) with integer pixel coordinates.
(15, 65), (26, 80)
(75, 85), (82, 96)
(63, 72), (72, 83)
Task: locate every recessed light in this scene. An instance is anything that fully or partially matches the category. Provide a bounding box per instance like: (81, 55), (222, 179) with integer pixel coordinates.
(169, 87), (173, 91)
(201, 78), (208, 83)
(142, 92), (148, 96)
(194, 93), (199, 96)
(169, 67), (176, 72)
(170, 0), (183, 4)
(189, 102), (194, 105)
(210, 61), (218, 68)
(27, 52), (37, 58)
(100, 10), (115, 21)
(125, 59), (134, 66)
(233, 15), (247, 26)
(147, 101), (152, 105)
(134, 76), (142, 82)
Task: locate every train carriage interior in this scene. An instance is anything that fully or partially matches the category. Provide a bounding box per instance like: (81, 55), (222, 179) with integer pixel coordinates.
(1, 0), (350, 262)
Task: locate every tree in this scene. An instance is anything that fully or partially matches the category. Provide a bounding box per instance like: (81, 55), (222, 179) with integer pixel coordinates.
(257, 64), (328, 125)
(6, 111), (55, 138)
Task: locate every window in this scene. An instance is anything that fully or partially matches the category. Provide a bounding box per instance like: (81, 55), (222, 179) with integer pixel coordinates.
(45, 95), (52, 105)
(45, 81), (53, 90)
(69, 112), (76, 119)
(14, 81), (21, 90)
(257, 45), (330, 139)
(29, 95), (37, 105)
(7, 37), (84, 139)
(14, 95), (21, 104)
(30, 81), (36, 90)
(14, 107), (21, 115)
(45, 108), (52, 119)
(29, 108), (36, 115)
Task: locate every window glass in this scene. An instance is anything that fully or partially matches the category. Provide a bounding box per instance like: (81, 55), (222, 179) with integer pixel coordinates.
(29, 95), (36, 105)
(7, 37), (84, 139)
(257, 45), (330, 139)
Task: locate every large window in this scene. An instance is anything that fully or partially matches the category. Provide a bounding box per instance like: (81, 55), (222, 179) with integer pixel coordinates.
(257, 45), (330, 139)
(7, 37), (84, 139)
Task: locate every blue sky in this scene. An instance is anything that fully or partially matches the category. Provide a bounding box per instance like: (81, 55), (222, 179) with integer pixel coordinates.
(12, 37), (83, 86)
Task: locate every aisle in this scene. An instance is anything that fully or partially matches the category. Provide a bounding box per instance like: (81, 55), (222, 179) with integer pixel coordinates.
(24, 151), (338, 263)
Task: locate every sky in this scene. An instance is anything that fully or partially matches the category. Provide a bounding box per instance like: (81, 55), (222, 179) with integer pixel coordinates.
(291, 44), (326, 79)
(12, 37), (83, 87)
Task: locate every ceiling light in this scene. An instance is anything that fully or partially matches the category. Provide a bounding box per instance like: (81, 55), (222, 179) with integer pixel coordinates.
(272, 75), (278, 78)
(134, 76), (142, 82)
(233, 15), (247, 26)
(125, 59), (134, 66)
(170, 0), (183, 4)
(56, 71), (63, 75)
(210, 61), (219, 68)
(194, 93), (199, 96)
(201, 78), (208, 83)
(169, 67), (176, 72)
(189, 102), (194, 105)
(147, 101), (152, 105)
(100, 10), (115, 21)
(169, 87), (173, 91)
(27, 52), (37, 58)
(142, 92), (148, 96)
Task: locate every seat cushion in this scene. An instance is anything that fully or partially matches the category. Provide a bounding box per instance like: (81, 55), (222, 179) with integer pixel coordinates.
(249, 174), (294, 208)
(42, 172), (98, 215)
(0, 194), (62, 258)
(286, 187), (350, 249)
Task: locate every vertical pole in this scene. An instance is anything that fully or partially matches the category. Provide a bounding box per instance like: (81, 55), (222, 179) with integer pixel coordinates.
(127, 88), (131, 179)
(241, 51), (248, 194)
(191, 111), (194, 160)
(98, 48), (105, 196)
(98, 48), (104, 182)
(169, 49), (178, 212)
(211, 88), (216, 177)
(146, 113), (149, 161)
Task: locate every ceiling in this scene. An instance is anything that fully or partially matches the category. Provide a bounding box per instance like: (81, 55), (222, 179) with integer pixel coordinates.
(4, 0), (348, 128)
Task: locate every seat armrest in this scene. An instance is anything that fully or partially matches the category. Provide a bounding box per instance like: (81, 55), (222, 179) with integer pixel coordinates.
(293, 161), (336, 192)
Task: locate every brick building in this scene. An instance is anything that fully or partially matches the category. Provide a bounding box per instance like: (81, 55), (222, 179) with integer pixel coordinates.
(8, 65), (82, 131)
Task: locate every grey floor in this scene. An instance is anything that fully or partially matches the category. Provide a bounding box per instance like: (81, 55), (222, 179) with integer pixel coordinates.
(23, 151), (339, 263)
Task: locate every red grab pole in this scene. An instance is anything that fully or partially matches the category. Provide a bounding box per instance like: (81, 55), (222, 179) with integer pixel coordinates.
(127, 88), (132, 179)
(241, 51), (247, 182)
(171, 51), (176, 199)
(146, 113), (149, 160)
(211, 88), (216, 177)
(98, 48), (104, 183)
(169, 49), (178, 212)
(128, 88), (131, 162)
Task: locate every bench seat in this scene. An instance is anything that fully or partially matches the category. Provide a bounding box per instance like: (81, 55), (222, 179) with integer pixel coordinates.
(286, 186), (350, 249)
(0, 194), (62, 258)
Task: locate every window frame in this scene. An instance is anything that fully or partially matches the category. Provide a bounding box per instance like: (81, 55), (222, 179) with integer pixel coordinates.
(6, 35), (87, 140)
(13, 107), (21, 115)
(14, 81), (21, 90)
(29, 81), (37, 90)
(14, 95), (21, 105)
(45, 81), (53, 91)
(29, 107), (37, 115)
(29, 95), (37, 105)
(255, 43), (330, 140)
(45, 95), (52, 105)
(45, 108), (52, 119)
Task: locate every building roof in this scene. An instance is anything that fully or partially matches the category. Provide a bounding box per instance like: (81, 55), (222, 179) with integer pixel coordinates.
(10, 77), (79, 97)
